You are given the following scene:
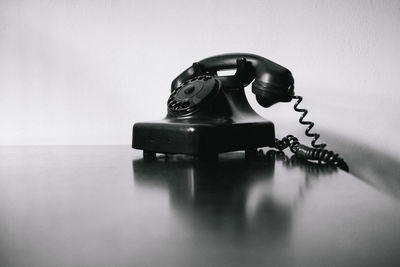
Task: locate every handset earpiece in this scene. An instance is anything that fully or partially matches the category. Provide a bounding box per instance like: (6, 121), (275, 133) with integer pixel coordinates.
(171, 53), (295, 107)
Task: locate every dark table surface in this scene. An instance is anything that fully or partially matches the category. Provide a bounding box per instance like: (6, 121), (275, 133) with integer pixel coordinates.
(1, 146), (399, 267)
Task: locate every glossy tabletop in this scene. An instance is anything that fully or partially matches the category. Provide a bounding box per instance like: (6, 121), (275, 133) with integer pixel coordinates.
(0, 146), (399, 267)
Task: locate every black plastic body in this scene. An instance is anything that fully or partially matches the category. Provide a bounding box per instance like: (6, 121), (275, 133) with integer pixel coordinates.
(132, 87), (274, 157)
(132, 53), (294, 158)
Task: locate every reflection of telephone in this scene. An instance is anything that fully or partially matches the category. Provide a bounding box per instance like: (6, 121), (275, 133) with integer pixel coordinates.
(132, 53), (348, 171)
(132, 153), (336, 239)
(132, 155), (286, 238)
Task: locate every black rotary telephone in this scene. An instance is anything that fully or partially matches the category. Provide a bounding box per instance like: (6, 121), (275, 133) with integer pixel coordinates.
(132, 53), (348, 171)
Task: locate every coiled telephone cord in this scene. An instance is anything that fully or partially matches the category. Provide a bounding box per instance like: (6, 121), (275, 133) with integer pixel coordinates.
(293, 95), (326, 149)
(274, 95), (349, 172)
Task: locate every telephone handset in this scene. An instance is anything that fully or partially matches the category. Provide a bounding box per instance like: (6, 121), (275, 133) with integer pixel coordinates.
(170, 53), (294, 108)
(132, 53), (348, 171)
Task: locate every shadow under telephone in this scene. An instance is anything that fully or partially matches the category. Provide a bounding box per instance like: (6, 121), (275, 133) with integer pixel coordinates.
(132, 53), (348, 171)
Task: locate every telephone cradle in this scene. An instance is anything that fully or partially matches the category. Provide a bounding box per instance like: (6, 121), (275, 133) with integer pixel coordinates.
(132, 53), (349, 171)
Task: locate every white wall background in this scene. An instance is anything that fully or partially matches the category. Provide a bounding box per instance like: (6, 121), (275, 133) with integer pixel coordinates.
(1, 0), (399, 158)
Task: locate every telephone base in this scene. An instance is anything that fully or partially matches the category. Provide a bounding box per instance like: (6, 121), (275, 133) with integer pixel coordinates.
(132, 120), (275, 157)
